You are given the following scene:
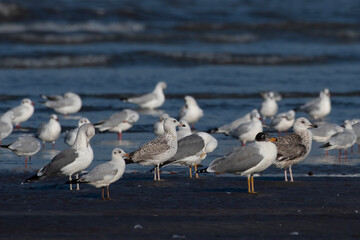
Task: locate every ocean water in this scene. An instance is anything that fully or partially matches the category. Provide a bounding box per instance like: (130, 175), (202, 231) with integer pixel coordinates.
(1, 0), (360, 179)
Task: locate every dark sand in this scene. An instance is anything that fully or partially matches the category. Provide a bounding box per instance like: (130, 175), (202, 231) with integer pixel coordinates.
(1, 171), (360, 240)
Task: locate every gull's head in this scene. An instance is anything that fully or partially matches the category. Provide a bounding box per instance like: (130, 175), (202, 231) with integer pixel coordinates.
(127, 110), (140, 123)
(159, 113), (170, 121)
(22, 98), (34, 106)
(320, 88), (330, 98)
(64, 92), (80, 99)
(255, 132), (277, 142)
(157, 81), (167, 90)
(164, 117), (182, 130)
(112, 147), (129, 159)
(343, 120), (353, 129)
(78, 117), (91, 127)
(250, 109), (261, 120)
(286, 110), (296, 120)
(294, 117), (317, 131)
(184, 96), (197, 105)
(50, 114), (59, 122)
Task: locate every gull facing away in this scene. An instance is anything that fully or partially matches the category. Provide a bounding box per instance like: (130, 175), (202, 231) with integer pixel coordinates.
(295, 88), (331, 120)
(10, 98), (35, 128)
(95, 109), (139, 140)
(274, 117), (317, 182)
(67, 148), (127, 200)
(23, 123), (95, 191)
(260, 91), (278, 121)
(121, 81), (167, 109)
(37, 114), (61, 150)
(178, 96), (204, 129)
(231, 110), (263, 146)
(153, 113), (170, 136)
(0, 111), (14, 144)
(198, 132), (277, 193)
(125, 118), (183, 181)
(40, 92), (82, 115)
(320, 120), (356, 160)
(0, 136), (41, 166)
(210, 109), (259, 135)
(269, 110), (295, 135)
(65, 117), (91, 146)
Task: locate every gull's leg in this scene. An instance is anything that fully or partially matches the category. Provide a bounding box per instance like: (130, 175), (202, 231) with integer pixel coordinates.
(189, 166), (192, 178)
(157, 164), (161, 181)
(339, 149), (341, 162)
(42, 142), (45, 151)
(117, 132), (122, 141)
(102, 187), (105, 200)
(251, 175), (256, 193)
(52, 141), (55, 150)
(69, 175), (73, 191)
(194, 165), (199, 178)
(289, 166), (294, 182)
(154, 166), (157, 181)
(107, 185), (111, 200)
(76, 174), (80, 190)
(25, 157), (28, 168)
(284, 169), (288, 182)
(345, 149), (348, 161)
(247, 176), (251, 193)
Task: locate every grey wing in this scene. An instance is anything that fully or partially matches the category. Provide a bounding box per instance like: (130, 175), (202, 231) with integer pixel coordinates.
(299, 97), (321, 112)
(102, 111), (128, 128)
(232, 122), (251, 137)
(36, 122), (46, 136)
(40, 148), (78, 176)
(178, 105), (187, 119)
(171, 134), (205, 161)
(82, 162), (118, 183)
(329, 131), (355, 146)
(275, 135), (307, 161)
(130, 137), (170, 162)
(0, 121), (12, 137)
(128, 92), (156, 105)
(10, 105), (23, 118)
(10, 137), (40, 153)
(65, 128), (78, 145)
(270, 115), (283, 128)
(42, 94), (63, 101)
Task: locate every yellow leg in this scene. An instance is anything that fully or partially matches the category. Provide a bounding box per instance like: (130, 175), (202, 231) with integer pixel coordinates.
(189, 166), (192, 178)
(194, 165), (199, 178)
(251, 175), (257, 194)
(247, 176), (251, 193)
(154, 166), (157, 181)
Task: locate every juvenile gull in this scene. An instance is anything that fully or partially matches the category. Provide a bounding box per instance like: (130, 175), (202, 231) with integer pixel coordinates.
(67, 148), (127, 200)
(122, 81), (167, 109)
(125, 118), (182, 181)
(176, 120), (192, 140)
(231, 110), (262, 146)
(95, 109), (139, 140)
(41, 92), (82, 115)
(0, 111), (14, 144)
(0, 136), (41, 166)
(274, 117), (317, 182)
(37, 114), (61, 150)
(178, 96), (204, 129)
(24, 123), (95, 191)
(65, 117), (91, 146)
(295, 88), (331, 120)
(153, 113), (169, 136)
(260, 91), (278, 121)
(269, 110), (295, 135)
(320, 120), (356, 160)
(10, 98), (35, 128)
(198, 132), (277, 193)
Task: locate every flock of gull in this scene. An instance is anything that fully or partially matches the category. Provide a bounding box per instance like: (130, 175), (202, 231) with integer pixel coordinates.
(0, 82), (357, 199)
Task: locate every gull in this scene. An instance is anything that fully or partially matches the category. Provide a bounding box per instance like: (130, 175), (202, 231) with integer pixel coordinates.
(260, 91), (278, 121)
(231, 110), (263, 146)
(210, 109), (259, 135)
(0, 111), (14, 144)
(178, 96), (204, 129)
(269, 110), (295, 135)
(153, 113), (169, 136)
(0, 136), (41, 166)
(176, 120), (192, 140)
(23, 123), (95, 191)
(65, 117), (91, 146)
(351, 120), (360, 151)
(125, 118), (182, 181)
(67, 148), (127, 200)
(95, 109), (139, 140)
(320, 120), (356, 160)
(37, 114), (61, 150)
(197, 132), (277, 193)
(159, 131), (218, 178)
(274, 117), (317, 182)
(295, 88), (331, 120)
(310, 122), (343, 143)
(260, 91), (282, 102)
(121, 81), (167, 109)
(10, 98), (35, 128)
(41, 92), (82, 115)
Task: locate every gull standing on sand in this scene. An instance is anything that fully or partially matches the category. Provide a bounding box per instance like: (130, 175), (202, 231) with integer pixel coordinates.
(231, 110), (263, 146)
(68, 148), (127, 200)
(65, 117), (91, 146)
(10, 98), (35, 128)
(198, 132), (277, 193)
(260, 92), (278, 121)
(41, 92), (82, 115)
(37, 114), (61, 150)
(24, 123), (95, 191)
(0, 136), (41, 166)
(95, 109), (139, 140)
(122, 81), (167, 109)
(210, 109), (259, 135)
(295, 88), (331, 120)
(0, 111), (14, 144)
(274, 117), (317, 182)
(179, 96), (204, 129)
(125, 118), (183, 181)
(320, 120), (356, 160)
(269, 110), (295, 135)
(153, 113), (170, 136)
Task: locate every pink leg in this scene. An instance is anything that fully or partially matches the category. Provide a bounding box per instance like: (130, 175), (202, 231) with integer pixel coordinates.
(52, 142), (55, 150)
(117, 132), (122, 141)
(25, 157), (28, 168)
(16, 124), (20, 129)
(325, 150), (328, 156)
(278, 131), (281, 136)
(345, 149), (348, 161)
(338, 149), (341, 162)
(42, 142), (45, 151)
(241, 142), (245, 147)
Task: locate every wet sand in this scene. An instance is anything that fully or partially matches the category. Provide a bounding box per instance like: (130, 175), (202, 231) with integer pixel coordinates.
(1, 172), (360, 240)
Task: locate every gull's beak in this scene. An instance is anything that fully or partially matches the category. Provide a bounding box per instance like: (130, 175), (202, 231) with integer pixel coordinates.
(258, 117), (262, 121)
(31, 102), (35, 106)
(269, 137), (277, 142)
(179, 122), (186, 127)
(124, 153), (130, 157)
(341, 124), (345, 128)
(311, 124), (318, 128)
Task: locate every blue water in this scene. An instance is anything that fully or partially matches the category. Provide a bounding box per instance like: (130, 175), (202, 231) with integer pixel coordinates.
(1, 0), (360, 178)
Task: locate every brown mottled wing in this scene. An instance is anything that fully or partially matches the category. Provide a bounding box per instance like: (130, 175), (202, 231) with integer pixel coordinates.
(129, 136), (170, 163)
(274, 134), (307, 162)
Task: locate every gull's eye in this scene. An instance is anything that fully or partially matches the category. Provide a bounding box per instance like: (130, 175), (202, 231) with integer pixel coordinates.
(114, 151), (117, 154)
(173, 120), (176, 123)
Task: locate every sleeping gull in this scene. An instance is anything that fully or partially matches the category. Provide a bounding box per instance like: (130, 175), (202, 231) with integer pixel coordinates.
(65, 117), (91, 146)
(231, 110), (263, 146)
(153, 113), (170, 136)
(176, 120), (192, 140)
(274, 117), (317, 182)
(125, 118), (182, 181)
(37, 114), (61, 150)
(198, 132), (277, 193)
(320, 120), (356, 160)
(178, 96), (204, 129)
(295, 88), (331, 120)
(209, 109), (259, 135)
(95, 109), (139, 140)
(67, 148), (127, 200)
(0, 111), (14, 144)
(23, 123), (95, 191)
(269, 110), (295, 135)
(0, 136), (41, 166)
(122, 81), (167, 109)
(10, 98), (35, 128)
(40, 92), (82, 115)
(158, 131), (218, 178)
(260, 91), (278, 121)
